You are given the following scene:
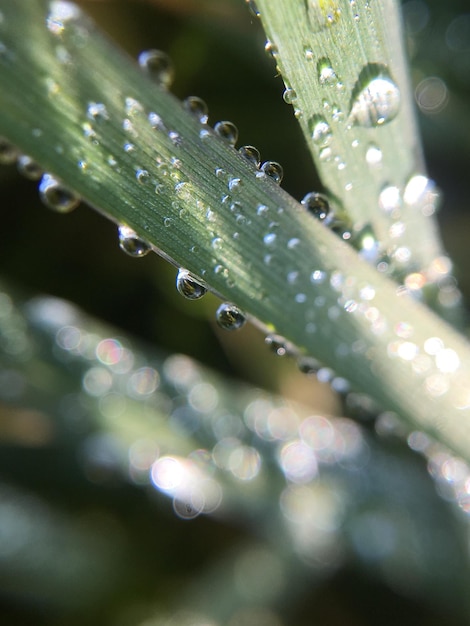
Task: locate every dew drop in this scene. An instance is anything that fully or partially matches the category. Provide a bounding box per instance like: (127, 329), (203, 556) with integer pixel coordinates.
(263, 233), (277, 246)
(304, 47), (314, 61)
(265, 40), (278, 57)
(246, 0), (260, 17)
(17, 155), (42, 180)
(228, 177), (242, 192)
(317, 57), (338, 85)
(87, 101), (109, 121)
(216, 303), (246, 330)
(349, 65), (400, 127)
(261, 161), (283, 184)
(47, 1), (81, 36)
(135, 168), (149, 183)
(308, 115), (332, 147)
(283, 87), (297, 104)
(118, 225), (151, 257)
(183, 96), (209, 124)
(297, 357), (320, 374)
(379, 184), (401, 214)
(0, 136), (19, 164)
(138, 49), (174, 89)
(301, 192), (330, 220)
(238, 145), (260, 167)
(214, 121), (238, 146)
(176, 269), (207, 300)
(38, 173), (80, 213)
(365, 143), (383, 166)
(265, 334), (288, 356)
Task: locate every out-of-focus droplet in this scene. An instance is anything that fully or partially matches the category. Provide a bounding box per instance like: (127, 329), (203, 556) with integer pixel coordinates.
(183, 96), (209, 124)
(38, 173), (80, 213)
(0, 136), (19, 165)
(261, 161), (283, 184)
(214, 121), (238, 146)
(317, 57), (338, 85)
(301, 192), (330, 220)
(138, 49), (174, 88)
(365, 144), (383, 166)
(17, 155), (42, 180)
(118, 225), (151, 257)
(176, 268), (207, 300)
(216, 303), (246, 331)
(265, 334), (288, 356)
(349, 65), (400, 127)
(246, 0), (260, 17)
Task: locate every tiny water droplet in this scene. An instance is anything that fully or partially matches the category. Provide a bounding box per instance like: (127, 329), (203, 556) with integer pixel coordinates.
(261, 161), (283, 184)
(309, 115), (332, 147)
(304, 47), (314, 61)
(238, 145), (260, 167)
(176, 269), (207, 300)
(301, 192), (330, 220)
(263, 233), (277, 246)
(138, 49), (174, 88)
(349, 65), (400, 127)
(283, 87), (297, 104)
(403, 174), (439, 216)
(148, 111), (165, 131)
(214, 121), (238, 146)
(246, 0), (260, 17)
(135, 168), (149, 183)
(118, 225), (151, 257)
(211, 237), (223, 250)
(0, 136), (19, 164)
(38, 173), (80, 213)
(257, 203), (269, 217)
(87, 102), (109, 121)
(47, 1), (81, 36)
(317, 57), (338, 85)
(17, 155), (42, 180)
(379, 184), (401, 214)
(298, 357), (320, 374)
(265, 40), (278, 57)
(228, 177), (242, 192)
(265, 334), (288, 356)
(183, 96), (209, 124)
(365, 143), (383, 166)
(216, 303), (246, 330)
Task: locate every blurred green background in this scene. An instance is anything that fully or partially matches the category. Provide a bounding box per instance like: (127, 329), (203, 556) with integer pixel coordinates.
(0, 1), (470, 624)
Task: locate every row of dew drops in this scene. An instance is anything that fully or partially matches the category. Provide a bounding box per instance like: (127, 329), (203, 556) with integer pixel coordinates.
(0, 33), (352, 390)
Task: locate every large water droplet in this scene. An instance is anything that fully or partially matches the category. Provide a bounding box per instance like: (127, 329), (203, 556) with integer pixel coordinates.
(117, 225), (151, 258)
(261, 161), (283, 184)
(214, 121), (238, 146)
(183, 96), (209, 124)
(38, 173), (80, 212)
(138, 49), (174, 88)
(309, 115), (332, 147)
(238, 145), (261, 167)
(216, 303), (246, 330)
(301, 192), (330, 220)
(17, 155), (42, 180)
(176, 269), (207, 300)
(349, 65), (400, 127)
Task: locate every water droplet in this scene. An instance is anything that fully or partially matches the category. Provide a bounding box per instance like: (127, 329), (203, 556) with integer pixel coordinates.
(216, 303), (246, 330)
(183, 96), (208, 124)
(263, 233), (277, 246)
(47, 1), (81, 36)
(135, 168), (149, 183)
(238, 145), (260, 167)
(301, 192), (330, 220)
(304, 47), (314, 61)
(138, 49), (174, 88)
(308, 115), (332, 147)
(379, 184), (401, 215)
(261, 161), (283, 184)
(38, 173), (80, 213)
(265, 334), (288, 356)
(17, 155), (42, 180)
(176, 269), (207, 300)
(283, 87), (297, 104)
(349, 65), (400, 127)
(87, 102), (109, 121)
(257, 203), (269, 217)
(403, 174), (439, 216)
(246, 0), (260, 17)
(118, 225), (151, 257)
(365, 143), (382, 166)
(0, 136), (18, 164)
(265, 40), (278, 57)
(214, 121), (238, 146)
(148, 111), (165, 131)
(317, 57), (337, 85)
(297, 357), (320, 374)
(228, 177), (242, 192)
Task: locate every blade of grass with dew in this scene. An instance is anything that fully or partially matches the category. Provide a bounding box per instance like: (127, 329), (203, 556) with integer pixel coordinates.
(1, 2), (470, 460)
